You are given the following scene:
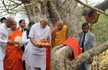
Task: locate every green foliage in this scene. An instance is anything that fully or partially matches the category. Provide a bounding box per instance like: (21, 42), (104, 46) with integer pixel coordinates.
(32, 5), (35, 8)
(49, 0), (53, 2)
(93, 13), (108, 45)
(37, 0), (43, 3)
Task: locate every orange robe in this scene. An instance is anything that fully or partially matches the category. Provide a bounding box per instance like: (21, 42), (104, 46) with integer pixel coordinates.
(52, 25), (67, 47)
(48, 25), (67, 70)
(4, 29), (23, 70)
(62, 38), (82, 70)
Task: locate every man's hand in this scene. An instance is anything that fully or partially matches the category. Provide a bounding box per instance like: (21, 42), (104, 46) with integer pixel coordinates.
(36, 44), (43, 48)
(80, 48), (82, 50)
(47, 39), (50, 43)
(17, 47), (21, 51)
(89, 59), (93, 64)
(5, 54), (8, 58)
(7, 41), (14, 45)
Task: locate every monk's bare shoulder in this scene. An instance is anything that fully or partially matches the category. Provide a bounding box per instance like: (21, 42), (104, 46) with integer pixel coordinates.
(8, 29), (11, 33)
(52, 27), (58, 33)
(8, 29), (11, 37)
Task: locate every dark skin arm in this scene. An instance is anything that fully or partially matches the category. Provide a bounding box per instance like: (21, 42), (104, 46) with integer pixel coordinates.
(51, 28), (57, 48)
(89, 59), (93, 64)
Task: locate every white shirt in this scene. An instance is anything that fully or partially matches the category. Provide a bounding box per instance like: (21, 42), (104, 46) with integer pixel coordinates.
(0, 23), (8, 60)
(22, 31), (29, 48)
(20, 27), (24, 32)
(80, 32), (87, 48)
(26, 23), (51, 56)
(8, 28), (11, 30)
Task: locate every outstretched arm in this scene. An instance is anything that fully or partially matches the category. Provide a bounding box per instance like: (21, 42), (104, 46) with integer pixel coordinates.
(51, 29), (56, 48)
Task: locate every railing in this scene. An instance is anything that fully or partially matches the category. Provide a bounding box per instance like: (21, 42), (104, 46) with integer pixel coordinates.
(90, 50), (108, 70)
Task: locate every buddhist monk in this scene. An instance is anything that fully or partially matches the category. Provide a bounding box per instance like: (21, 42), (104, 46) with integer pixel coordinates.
(49, 20), (67, 70)
(4, 21), (23, 70)
(51, 20), (67, 48)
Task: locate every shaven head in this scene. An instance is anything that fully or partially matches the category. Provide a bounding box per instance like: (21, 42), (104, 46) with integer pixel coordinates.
(11, 21), (17, 31)
(57, 20), (64, 31)
(40, 18), (48, 28)
(5, 17), (14, 28)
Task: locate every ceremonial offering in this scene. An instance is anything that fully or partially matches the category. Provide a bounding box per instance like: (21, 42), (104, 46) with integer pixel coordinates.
(14, 36), (23, 47)
(13, 41), (20, 47)
(36, 39), (50, 48)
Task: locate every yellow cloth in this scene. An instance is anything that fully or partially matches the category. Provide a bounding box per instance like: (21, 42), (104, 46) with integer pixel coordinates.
(54, 25), (67, 46)
(106, 49), (108, 53)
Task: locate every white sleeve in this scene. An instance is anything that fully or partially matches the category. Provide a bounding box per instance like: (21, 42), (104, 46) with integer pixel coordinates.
(48, 29), (51, 39)
(29, 25), (35, 38)
(22, 31), (29, 45)
(0, 31), (8, 44)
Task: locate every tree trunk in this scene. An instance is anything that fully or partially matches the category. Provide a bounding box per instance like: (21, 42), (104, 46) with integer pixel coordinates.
(51, 45), (72, 70)
(67, 7), (83, 40)
(25, 2), (41, 23)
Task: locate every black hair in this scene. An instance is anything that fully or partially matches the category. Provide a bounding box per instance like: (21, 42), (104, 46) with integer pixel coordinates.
(19, 19), (25, 23)
(0, 17), (6, 22)
(28, 22), (35, 26)
(82, 23), (89, 28)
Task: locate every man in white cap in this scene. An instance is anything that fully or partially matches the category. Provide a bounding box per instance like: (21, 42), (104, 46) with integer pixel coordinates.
(0, 17), (14, 70)
(22, 18), (51, 70)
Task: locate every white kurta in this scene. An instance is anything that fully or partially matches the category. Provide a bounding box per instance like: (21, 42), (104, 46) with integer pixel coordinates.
(0, 23), (8, 70)
(22, 31), (30, 70)
(22, 31), (29, 48)
(22, 23), (51, 70)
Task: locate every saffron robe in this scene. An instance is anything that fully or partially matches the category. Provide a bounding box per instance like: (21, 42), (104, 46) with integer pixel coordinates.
(4, 29), (23, 70)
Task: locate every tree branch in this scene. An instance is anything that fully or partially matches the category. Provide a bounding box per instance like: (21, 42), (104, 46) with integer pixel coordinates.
(1, 0), (10, 14)
(51, 41), (108, 70)
(66, 41), (108, 70)
(75, 0), (108, 16)
(59, 0), (66, 9)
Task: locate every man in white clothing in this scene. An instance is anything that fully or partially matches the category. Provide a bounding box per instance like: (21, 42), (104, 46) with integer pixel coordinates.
(0, 17), (14, 70)
(22, 22), (35, 70)
(22, 22), (35, 48)
(22, 18), (51, 70)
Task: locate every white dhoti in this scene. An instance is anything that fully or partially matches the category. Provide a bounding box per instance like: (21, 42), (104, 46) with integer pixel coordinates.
(26, 63), (40, 70)
(26, 63), (31, 70)
(0, 60), (4, 70)
(22, 46), (46, 70)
